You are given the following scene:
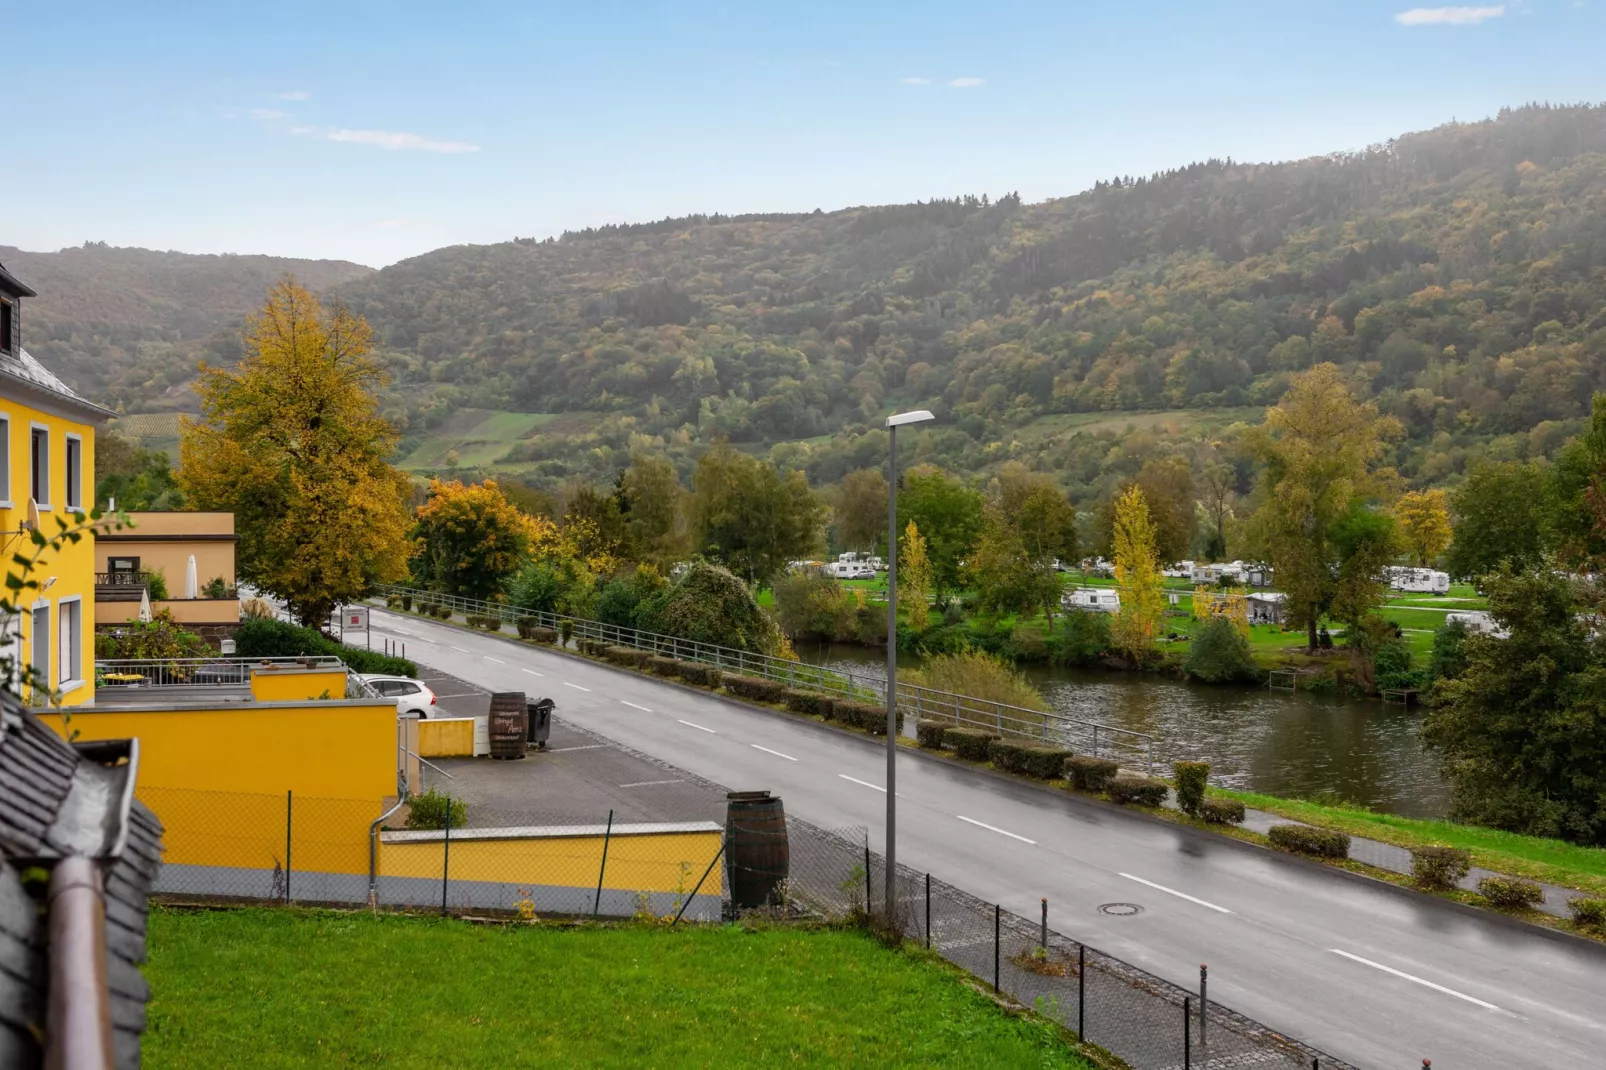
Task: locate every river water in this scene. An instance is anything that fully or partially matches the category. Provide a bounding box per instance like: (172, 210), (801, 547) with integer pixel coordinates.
(795, 642), (1450, 819)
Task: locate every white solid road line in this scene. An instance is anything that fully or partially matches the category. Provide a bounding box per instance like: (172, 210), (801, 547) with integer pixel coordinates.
(1329, 949), (1504, 1012)
(838, 774), (885, 793)
(955, 815), (1037, 844)
(563, 682), (591, 692)
(522, 668), (544, 677)
(619, 779), (683, 789)
(484, 656), (505, 664)
(1120, 873), (1234, 914)
(621, 701), (653, 712)
(751, 744), (797, 761)
(677, 719), (716, 733)
(547, 745), (606, 753)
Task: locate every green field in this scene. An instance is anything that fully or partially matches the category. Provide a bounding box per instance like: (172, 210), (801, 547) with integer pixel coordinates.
(145, 909), (1092, 1069)
(107, 412), (184, 456)
(399, 409), (562, 470)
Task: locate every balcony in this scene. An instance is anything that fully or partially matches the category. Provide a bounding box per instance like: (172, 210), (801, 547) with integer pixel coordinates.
(93, 656), (381, 707)
(95, 571), (151, 601)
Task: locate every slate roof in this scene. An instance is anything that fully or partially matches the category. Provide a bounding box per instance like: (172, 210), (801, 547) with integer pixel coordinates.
(0, 692), (163, 1069)
(0, 349), (115, 421)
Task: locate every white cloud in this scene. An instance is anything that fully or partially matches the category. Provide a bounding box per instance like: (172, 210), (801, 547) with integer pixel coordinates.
(899, 76), (932, 85)
(249, 108), (291, 121)
(293, 126), (481, 153)
(278, 90), (311, 101)
(948, 76), (985, 88)
(1394, 5), (1505, 25)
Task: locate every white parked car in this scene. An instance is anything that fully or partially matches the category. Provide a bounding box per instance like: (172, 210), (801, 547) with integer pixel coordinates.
(360, 674), (441, 718)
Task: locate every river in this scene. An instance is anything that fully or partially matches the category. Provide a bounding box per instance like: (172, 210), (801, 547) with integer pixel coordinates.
(795, 642), (1450, 819)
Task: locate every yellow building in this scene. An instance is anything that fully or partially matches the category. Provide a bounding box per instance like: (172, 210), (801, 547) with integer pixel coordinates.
(0, 260), (112, 706)
(95, 510), (240, 644)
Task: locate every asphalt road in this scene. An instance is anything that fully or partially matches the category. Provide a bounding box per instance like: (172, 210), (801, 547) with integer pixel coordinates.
(363, 608), (1606, 1070)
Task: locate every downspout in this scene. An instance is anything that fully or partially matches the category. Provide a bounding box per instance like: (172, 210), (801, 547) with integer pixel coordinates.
(368, 795), (408, 908)
(47, 855), (113, 1070)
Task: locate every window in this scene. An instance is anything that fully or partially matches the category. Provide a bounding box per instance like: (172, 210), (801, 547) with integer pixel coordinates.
(30, 426), (48, 507)
(29, 604), (49, 687)
(57, 598), (81, 689)
(0, 415), (10, 505)
(0, 300), (11, 355)
(64, 435), (81, 510)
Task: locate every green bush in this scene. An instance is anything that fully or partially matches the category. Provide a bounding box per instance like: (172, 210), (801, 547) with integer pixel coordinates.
(915, 720), (949, 749)
(1183, 618), (1260, 684)
(1172, 761), (1210, 816)
(676, 662), (723, 688)
(783, 688), (823, 714)
(147, 569), (170, 601)
(1106, 774), (1169, 807)
(399, 594), (413, 612)
(1016, 746), (1072, 780)
(633, 562), (782, 654)
(833, 700), (900, 735)
(1568, 896), (1606, 929)
(1477, 875), (1544, 909)
(405, 789), (465, 831)
(852, 605), (887, 646)
(95, 613), (211, 661)
(465, 613), (503, 631)
(1267, 824), (1350, 859)
(515, 617), (549, 640)
(807, 694), (836, 720)
(648, 655), (681, 676)
(944, 727), (997, 761)
(1409, 845), (1472, 890)
(906, 650), (1049, 713)
(1065, 755), (1119, 793)
(385, 595), (401, 609)
(605, 647), (652, 669)
(724, 675), (788, 703)
(1199, 798), (1246, 825)
(771, 570), (857, 641)
(1046, 611), (1111, 667)
(986, 738), (1024, 771)
(559, 620), (574, 647)
(234, 618), (416, 676)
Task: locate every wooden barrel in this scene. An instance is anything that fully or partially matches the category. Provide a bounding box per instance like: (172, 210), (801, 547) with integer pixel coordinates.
(726, 791), (789, 908)
(488, 692), (528, 760)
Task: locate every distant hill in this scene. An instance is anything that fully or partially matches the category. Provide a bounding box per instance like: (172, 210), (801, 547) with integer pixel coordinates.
(0, 244), (373, 409)
(34, 104), (1606, 498)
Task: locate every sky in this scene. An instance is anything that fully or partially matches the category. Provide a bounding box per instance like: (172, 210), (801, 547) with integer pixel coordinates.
(7, 1), (1604, 267)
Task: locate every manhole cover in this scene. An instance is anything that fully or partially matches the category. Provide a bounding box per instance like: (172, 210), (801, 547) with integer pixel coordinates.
(1098, 902), (1143, 916)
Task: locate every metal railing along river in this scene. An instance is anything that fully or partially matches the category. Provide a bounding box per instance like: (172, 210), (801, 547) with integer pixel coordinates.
(374, 584), (1155, 770)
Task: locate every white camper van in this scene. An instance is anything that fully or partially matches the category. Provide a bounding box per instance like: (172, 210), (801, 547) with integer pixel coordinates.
(1384, 566), (1450, 594)
(1062, 587), (1121, 613)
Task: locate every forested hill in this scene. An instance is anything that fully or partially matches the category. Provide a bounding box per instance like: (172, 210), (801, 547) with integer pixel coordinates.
(0, 244), (373, 407)
(324, 103), (1606, 488)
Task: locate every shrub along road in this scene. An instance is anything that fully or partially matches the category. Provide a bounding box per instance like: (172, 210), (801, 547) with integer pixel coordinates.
(363, 608), (1606, 1070)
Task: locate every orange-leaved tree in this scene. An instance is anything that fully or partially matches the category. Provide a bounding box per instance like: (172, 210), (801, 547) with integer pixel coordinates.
(412, 478), (556, 601)
(180, 279), (411, 628)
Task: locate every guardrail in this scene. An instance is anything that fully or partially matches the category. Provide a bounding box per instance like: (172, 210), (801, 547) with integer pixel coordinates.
(95, 656), (382, 699)
(95, 571), (151, 587)
(373, 584), (1155, 770)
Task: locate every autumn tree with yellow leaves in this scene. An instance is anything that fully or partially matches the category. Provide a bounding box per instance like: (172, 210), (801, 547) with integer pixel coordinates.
(1394, 488), (1452, 566)
(1111, 484), (1166, 661)
(412, 478), (553, 600)
(180, 279), (412, 627)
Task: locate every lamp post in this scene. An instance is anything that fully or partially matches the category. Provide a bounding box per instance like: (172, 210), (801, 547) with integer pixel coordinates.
(884, 408), (935, 925)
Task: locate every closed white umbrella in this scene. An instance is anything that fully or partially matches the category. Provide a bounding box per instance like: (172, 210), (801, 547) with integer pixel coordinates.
(138, 587), (152, 623)
(185, 554), (198, 600)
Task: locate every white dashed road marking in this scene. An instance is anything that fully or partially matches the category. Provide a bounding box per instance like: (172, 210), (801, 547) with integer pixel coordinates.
(1328, 950), (1503, 1012)
(619, 779), (683, 789)
(677, 719), (715, 733)
(621, 701), (653, 712)
(838, 774), (885, 793)
(563, 682), (591, 692)
(1120, 873), (1233, 914)
(523, 668), (543, 677)
(484, 656), (505, 664)
(751, 744), (797, 761)
(955, 816), (1036, 844)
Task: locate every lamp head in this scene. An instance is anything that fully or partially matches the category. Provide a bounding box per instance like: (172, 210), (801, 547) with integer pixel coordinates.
(885, 410), (936, 429)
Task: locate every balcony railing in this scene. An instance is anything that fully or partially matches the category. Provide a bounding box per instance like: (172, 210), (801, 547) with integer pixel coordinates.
(95, 571), (151, 587)
(95, 656), (380, 699)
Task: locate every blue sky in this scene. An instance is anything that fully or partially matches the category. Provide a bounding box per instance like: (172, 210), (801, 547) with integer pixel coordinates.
(7, 1), (1602, 266)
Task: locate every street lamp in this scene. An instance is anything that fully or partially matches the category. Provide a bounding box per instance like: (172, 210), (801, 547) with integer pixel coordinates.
(884, 408), (935, 925)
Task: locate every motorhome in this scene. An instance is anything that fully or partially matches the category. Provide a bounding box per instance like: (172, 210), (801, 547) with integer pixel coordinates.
(1162, 560), (1195, 579)
(1384, 566), (1450, 594)
(827, 560), (877, 580)
(1447, 610), (1505, 638)
(1248, 592), (1287, 625)
(1062, 586), (1121, 613)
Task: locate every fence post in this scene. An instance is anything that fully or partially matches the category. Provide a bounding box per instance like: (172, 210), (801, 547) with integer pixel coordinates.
(993, 903), (1000, 993)
(1077, 945), (1085, 1038)
(924, 873), (931, 949)
(284, 790), (293, 904)
(440, 797), (451, 916)
(1184, 997), (1191, 1070)
(1199, 963), (1208, 1047)
(864, 840), (872, 917)
(593, 809), (614, 918)
(671, 839), (725, 927)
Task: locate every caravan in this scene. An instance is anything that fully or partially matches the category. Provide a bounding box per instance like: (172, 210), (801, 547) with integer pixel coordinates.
(1384, 566), (1450, 594)
(1062, 586), (1121, 613)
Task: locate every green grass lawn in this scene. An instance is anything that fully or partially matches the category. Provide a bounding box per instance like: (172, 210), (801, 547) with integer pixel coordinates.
(145, 910), (1093, 1070)
(1216, 790), (1606, 897)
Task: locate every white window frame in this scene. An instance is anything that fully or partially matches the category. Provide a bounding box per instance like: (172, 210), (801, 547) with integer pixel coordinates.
(0, 413), (11, 509)
(56, 595), (82, 694)
(64, 433), (82, 512)
(29, 600), (49, 691)
(29, 422), (50, 509)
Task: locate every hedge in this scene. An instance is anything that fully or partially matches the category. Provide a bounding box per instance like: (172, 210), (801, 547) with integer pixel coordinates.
(944, 727), (997, 762)
(1477, 876), (1544, 910)
(1267, 824), (1350, 859)
(516, 618), (555, 642)
(986, 738), (1024, 772)
(676, 662), (723, 688)
(234, 618), (416, 676)
(987, 740), (1070, 780)
(724, 675), (788, 703)
(605, 647), (652, 668)
(1409, 845), (1471, 890)
(783, 688), (825, 714)
(1172, 761), (1210, 817)
(1065, 755), (1119, 793)
(1568, 897), (1606, 928)
(465, 613), (504, 631)
(1199, 798), (1245, 825)
(1106, 774), (1169, 808)
(833, 700), (900, 735)
(915, 720), (948, 749)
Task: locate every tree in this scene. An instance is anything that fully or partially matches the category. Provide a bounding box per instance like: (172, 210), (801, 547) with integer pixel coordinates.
(411, 478), (545, 600)
(1092, 456), (1197, 565)
(622, 452), (686, 565)
(966, 506), (1043, 620)
(771, 569), (855, 641)
(1448, 460), (1547, 580)
(897, 521), (933, 630)
(1198, 460), (1236, 562)
(1183, 616), (1258, 683)
(900, 467), (984, 602)
(1394, 489), (1451, 566)
(1548, 393), (1606, 573)
(180, 279), (411, 627)
(1111, 485), (1165, 661)
(562, 482), (630, 568)
(95, 432), (185, 511)
(1245, 363), (1400, 651)
(633, 561), (782, 653)
(1424, 568), (1606, 845)
(834, 468), (888, 553)
(690, 440), (825, 588)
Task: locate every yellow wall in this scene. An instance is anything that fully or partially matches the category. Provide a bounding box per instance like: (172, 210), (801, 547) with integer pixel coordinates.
(248, 667), (350, 702)
(95, 511), (236, 591)
(99, 598), (240, 626)
(39, 699), (397, 799)
(0, 393), (101, 706)
(139, 784), (377, 876)
(418, 717), (475, 757)
(381, 830), (723, 894)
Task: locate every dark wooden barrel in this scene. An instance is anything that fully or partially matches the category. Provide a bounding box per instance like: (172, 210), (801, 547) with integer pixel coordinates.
(488, 692), (528, 760)
(726, 791), (789, 908)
